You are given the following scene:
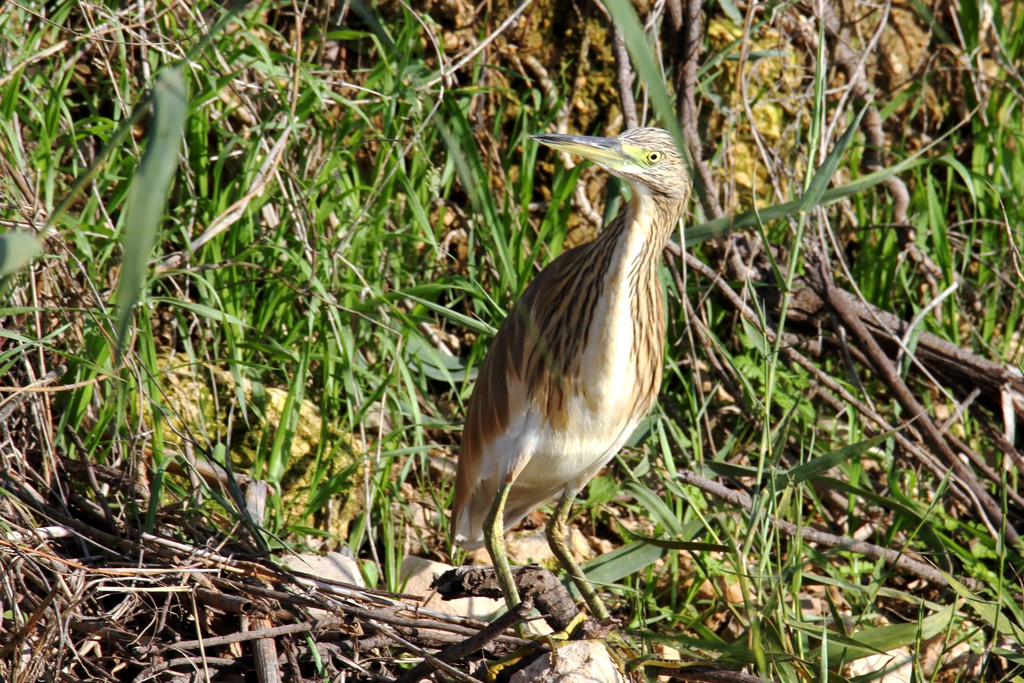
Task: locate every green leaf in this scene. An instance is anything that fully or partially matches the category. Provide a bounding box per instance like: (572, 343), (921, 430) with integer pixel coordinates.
(624, 480), (683, 537)
(769, 430), (896, 489)
(114, 67), (187, 364)
(739, 315), (770, 359)
(586, 475), (619, 506)
(802, 602), (955, 661)
(799, 105), (868, 214)
(943, 571), (1024, 643)
(683, 156), (930, 247)
(787, 620), (887, 657)
(619, 526), (727, 553)
(716, 0), (742, 23)
(573, 540), (666, 596)
(404, 293), (498, 337)
(405, 334), (472, 383)
(601, 0), (694, 205)
(149, 297), (248, 327)
(0, 230), (42, 277)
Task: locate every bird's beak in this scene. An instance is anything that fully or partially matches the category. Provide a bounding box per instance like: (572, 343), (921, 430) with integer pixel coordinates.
(531, 133), (629, 168)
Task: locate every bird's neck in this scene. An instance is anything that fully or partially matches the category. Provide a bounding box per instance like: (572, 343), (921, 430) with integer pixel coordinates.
(571, 191), (674, 425)
(596, 192), (681, 255)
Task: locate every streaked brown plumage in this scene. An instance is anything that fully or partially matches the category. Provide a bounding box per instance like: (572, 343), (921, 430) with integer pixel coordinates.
(452, 127), (692, 620)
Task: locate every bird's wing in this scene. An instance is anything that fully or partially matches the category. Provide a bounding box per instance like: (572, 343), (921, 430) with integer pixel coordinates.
(452, 249), (587, 544)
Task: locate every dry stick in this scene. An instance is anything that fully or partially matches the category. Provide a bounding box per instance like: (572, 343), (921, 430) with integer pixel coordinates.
(242, 480), (281, 683)
(3, 497), (484, 660)
(371, 623), (478, 683)
(0, 138), (43, 211)
(610, 22), (639, 130)
(666, 251), (749, 412)
(333, 648), (397, 683)
(132, 657), (238, 682)
(655, 665), (772, 683)
(976, 415), (1024, 473)
(194, 587), (255, 616)
(164, 611), (510, 656)
(0, 582), (60, 660)
(665, 0), (683, 32)
(433, 564), (581, 632)
(782, 284), (1024, 402)
(0, 366), (63, 422)
(393, 598), (535, 683)
(675, 0), (723, 223)
(62, 428), (119, 528)
(357, 625), (513, 651)
(167, 580), (533, 652)
(674, 248), (978, 512)
(808, 258), (1022, 550)
(165, 618), (345, 651)
(677, 469), (968, 588)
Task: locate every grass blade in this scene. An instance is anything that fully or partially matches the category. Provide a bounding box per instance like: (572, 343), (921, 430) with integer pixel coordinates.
(574, 540), (666, 594)
(602, 0), (680, 139)
(113, 67), (187, 364)
(769, 430), (895, 489)
(683, 156), (929, 246)
(0, 230), (42, 277)
(799, 105), (868, 214)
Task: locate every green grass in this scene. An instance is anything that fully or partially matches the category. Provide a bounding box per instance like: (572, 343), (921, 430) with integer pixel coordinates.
(2, 0), (1024, 680)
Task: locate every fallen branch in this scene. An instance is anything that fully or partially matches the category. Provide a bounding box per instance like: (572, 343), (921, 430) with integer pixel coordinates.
(677, 469), (977, 589)
(433, 564), (582, 633)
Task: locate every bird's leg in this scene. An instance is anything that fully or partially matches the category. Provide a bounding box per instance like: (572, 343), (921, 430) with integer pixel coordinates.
(546, 487), (610, 620)
(483, 478), (521, 612)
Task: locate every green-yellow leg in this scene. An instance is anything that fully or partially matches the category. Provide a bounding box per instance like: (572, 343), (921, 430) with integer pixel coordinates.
(546, 487), (610, 620)
(484, 484), (607, 679)
(483, 479), (521, 612)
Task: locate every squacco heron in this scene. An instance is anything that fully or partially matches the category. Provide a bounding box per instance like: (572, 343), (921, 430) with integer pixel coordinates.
(452, 127), (692, 621)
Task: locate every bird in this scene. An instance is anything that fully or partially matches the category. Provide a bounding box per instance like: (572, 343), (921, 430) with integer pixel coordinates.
(452, 127), (692, 621)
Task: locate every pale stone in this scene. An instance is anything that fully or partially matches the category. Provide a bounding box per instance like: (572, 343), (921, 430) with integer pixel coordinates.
(399, 556), (504, 621)
(288, 551), (364, 587)
(506, 527), (593, 566)
(509, 640), (627, 683)
(846, 648), (913, 683)
(506, 529), (555, 565)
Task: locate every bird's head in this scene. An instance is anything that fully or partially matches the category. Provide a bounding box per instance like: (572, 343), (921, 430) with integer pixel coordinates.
(532, 127), (692, 204)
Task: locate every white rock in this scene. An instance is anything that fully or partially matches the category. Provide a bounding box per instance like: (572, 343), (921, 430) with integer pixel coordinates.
(506, 528), (592, 566)
(846, 648), (913, 683)
(400, 556), (504, 620)
(288, 551), (364, 587)
(286, 551), (366, 619)
(509, 640), (627, 683)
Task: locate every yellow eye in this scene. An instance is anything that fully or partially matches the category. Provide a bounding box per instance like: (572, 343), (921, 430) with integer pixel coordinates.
(645, 151), (662, 164)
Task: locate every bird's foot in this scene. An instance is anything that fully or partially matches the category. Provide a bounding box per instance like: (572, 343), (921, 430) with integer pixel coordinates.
(541, 611), (589, 669)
